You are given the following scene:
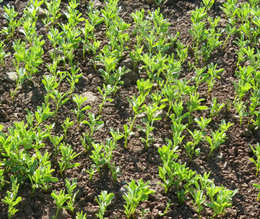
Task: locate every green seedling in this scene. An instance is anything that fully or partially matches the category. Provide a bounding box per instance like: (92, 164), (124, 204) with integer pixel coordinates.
(123, 179), (154, 219)
(34, 103), (54, 130)
(10, 68), (27, 100)
(137, 103), (165, 149)
(187, 92), (208, 124)
(193, 66), (208, 90)
(184, 129), (203, 161)
(64, 0), (84, 28)
(202, 0), (215, 11)
(234, 100), (247, 125)
(2, 176), (22, 219)
(170, 119), (187, 147)
(42, 75), (59, 103)
(101, 0), (119, 28)
(28, 150), (58, 191)
(0, 41), (10, 69)
(191, 189), (206, 218)
(206, 185), (238, 217)
(158, 139), (195, 194)
(90, 140), (120, 181)
(58, 143), (80, 175)
(110, 128), (124, 148)
(97, 84), (114, 115)
(50, 90), (69, 117)
(249, 143), (260, 176)
(81, 113), (104, 150)
(50, 135), (63, 156)
(253, 183), (260, 201)
(67, 66), (83, 94)
(2, 4), (21, 38)
(51, 190), (70, 219)
(81, 19), (94, 58)
(210, 97), (225, 118)
(195, 117), (211, 134)
(206, 63), (224, 95)
(89, 40), (101, 68)
(123, 122), (135, 148)
(44, 0), (61, 27)
(82, 113), (104, 137)
(87, 1), (104, 27)
(47, 27), (63, 60)
(61, 117), (74, 140)
(76, 211), (87, 219)
(96, 190), (114, 219)
(206, 120), (233, 158)
(65, 178), (78, 212)
(72, 94), (92, 126)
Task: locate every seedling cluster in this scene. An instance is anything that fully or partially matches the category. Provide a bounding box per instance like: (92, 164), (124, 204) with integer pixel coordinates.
(0, 0), (259, 218)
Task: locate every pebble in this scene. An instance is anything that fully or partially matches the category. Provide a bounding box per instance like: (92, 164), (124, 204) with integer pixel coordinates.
(80, 91), (98, 106)
(6, 72), (18, 83)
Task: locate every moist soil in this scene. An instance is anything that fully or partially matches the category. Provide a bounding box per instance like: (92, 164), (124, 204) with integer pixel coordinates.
(0, 0), (259, 218)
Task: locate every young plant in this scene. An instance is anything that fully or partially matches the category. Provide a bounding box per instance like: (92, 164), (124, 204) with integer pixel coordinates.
(58, 143), (80, 175)
(110, 128), (124, 148)
(65, 178), (78, 213)
(50, 90), (69, 117)
(51, 189), (70, 219)
(195, 117), (211, 134)
(81, 19), (94, 58)
(124, 79), (152, 147)
(206, 185), (238, 217)
(253, 183), (260, 201)
(28, 150), (58, 192)
(50, 135), (63, 156)
(0, 41), (10, 69)
(137, 103), (165, 149)
(249, 143), (260, 176)
(158, 139), (195, 194)
(123, 179), (154, 219)
(89, 140), (120, 181)
(191, 189), (206, 218)
(2, 4), (21, 38)
(206, 120), (233, 158)
(97, 84), (114, 115)
(193, 66), (208, 90)
(96, 190), (114, 219)
(72, 94), (92, 126)
(10, 68), (27, 100)
(44, 0), (61, 27)
(202, 0), (215, 11)
(210, 97), (225, 118)
(184, 129), (203, 161)
(187, 92), (208, 124)
(234, 100), (248, 125)
(76, 211), (87, 219)
(206, 63), (224, 95)
(34, 103), (54, 130)
(61, 117), (74, 140)
(2, 176), (22, 219)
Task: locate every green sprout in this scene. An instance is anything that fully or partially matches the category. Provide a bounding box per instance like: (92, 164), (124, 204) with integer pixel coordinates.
(96, 190), (114, 219)
(2, 176), (22, 219)
(123, 179), (154, 219)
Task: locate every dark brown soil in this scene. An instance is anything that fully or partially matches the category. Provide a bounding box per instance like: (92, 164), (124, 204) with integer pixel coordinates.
(0, 0), (259, 218)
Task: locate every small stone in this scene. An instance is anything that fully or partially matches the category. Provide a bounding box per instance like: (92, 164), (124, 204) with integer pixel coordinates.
(81, 92), (98, 106)
(6, 72), (18, 83)
(93, 0), (102, 8)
